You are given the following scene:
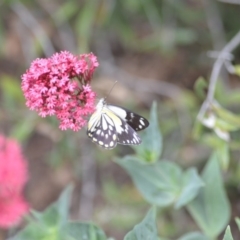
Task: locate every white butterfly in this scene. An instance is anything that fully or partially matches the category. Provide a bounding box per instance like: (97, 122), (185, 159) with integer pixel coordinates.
(87, 98), (149, 149)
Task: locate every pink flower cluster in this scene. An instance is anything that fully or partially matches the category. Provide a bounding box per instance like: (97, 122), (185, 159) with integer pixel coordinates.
(21, 51), (99, 131)
(0, 135), (28, 228)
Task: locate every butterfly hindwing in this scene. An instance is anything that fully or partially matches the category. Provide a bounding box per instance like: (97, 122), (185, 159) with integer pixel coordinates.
(107, 105), (149, 131)
(114, 117), (142, 145)
(105, 105), (142, 145)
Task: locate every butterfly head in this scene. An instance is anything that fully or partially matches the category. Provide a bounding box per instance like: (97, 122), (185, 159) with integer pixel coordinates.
(96, 98), (106, 111)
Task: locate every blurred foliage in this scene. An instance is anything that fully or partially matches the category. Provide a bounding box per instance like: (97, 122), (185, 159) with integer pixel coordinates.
(187, 153), (230, 239)
(133, 102), (162, 163)
(12, 186), (108, 240)
(0, 0), (240, 239)
(124, 207), (158, 240)
(0, 0), (238, 58)
(117, 157), (204, 209)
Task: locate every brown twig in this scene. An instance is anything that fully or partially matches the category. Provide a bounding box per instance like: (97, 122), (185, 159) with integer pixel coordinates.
(197, 29), (240, 120)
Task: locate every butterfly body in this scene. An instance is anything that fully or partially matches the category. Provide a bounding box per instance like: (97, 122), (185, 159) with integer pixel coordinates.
(87, 98), (149, 149)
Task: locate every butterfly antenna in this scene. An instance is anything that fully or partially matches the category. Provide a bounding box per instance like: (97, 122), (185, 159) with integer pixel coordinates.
(105, 81), (118, 100)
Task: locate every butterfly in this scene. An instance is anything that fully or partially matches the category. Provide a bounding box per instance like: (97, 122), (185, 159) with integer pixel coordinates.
(87, 98), (149, 149)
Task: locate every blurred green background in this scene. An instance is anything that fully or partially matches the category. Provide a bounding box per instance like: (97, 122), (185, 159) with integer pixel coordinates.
(0, 0), (240, 239)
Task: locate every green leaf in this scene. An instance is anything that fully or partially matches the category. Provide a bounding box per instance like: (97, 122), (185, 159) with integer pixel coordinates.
(212, 104), (240, 131)
(235, 217), (240, 231)
(192, 120), (204, 140)
(57, 185), (73, 223)
(194, 77), (208, 100)
(124, 207), (158, 240)
(134, 102), (162, 163)
(175, 168), (205, 209)
(223, 226), (234, 240)
(39, 205), (60, 228)
(215, 142), (230, 171)
(40, 184), (73, 227)
(187, 154), (230, 239)
(234, 65), (240, 77)
(30, 210), (44, 222)
(11, 224), (48, 240)
(215, 119), (239, 132)
(13, 185), (74, 240)
(201, 134), (230, 170)
(63, 222), (107, 240)
(116, 157), (203, 208)
(11, 222), (62, 240)
(178, 232), (209, 240)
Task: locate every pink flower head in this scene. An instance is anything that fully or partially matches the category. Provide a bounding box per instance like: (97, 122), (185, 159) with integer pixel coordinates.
(21, 51), (99, 131)
(0, 196), (28, 229)
(0, 135), (29, 228)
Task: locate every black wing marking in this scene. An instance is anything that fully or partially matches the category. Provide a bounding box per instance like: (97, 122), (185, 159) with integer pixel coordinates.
(115, 117), (142, 145)
(125, 111), (149, 131)
(87, 113), (118, 149)
(107, 105), (149, 131)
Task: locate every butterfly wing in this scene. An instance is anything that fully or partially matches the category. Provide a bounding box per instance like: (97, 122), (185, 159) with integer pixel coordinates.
(115, 118), (142, 145)
(107, 105), (149, 131)
(87, 109), (118, 149)
(105, 105), (143, 145)
(100, 106), (140, 146)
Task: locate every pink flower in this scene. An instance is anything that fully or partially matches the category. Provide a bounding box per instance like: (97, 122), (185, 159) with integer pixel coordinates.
(21, 51), (99, 131)
(0, 135), (29, 228)
(0, 196), (28, 229)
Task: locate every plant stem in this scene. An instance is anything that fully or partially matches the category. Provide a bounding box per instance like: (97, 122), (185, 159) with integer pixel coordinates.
(197, 29), (240, 120)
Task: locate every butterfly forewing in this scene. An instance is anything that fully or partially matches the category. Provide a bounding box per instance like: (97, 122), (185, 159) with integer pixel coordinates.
(107, 105), (149, 131)
(87, 110), (118, 149)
